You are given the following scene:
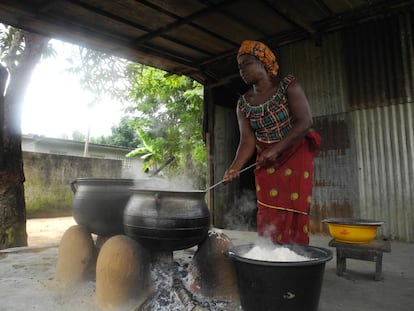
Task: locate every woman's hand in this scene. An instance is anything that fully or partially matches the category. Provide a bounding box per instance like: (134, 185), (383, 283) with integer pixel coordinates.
(257, 144), (280, 166)
(223, 167), (240, 184)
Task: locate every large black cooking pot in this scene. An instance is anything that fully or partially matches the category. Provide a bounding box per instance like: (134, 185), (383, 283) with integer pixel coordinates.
(71, 178), (137, 236)
(226, 244), (332, 311)
(123, 188), (210, 251)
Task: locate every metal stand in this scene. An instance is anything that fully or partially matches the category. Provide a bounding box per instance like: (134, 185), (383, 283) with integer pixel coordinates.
(328, 239), (391, 281)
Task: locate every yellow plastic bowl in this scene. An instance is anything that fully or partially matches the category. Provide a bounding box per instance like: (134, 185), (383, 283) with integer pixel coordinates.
(322, 218), (383, 244)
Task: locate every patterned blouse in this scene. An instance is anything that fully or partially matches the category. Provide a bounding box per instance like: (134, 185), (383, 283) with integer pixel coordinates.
(238, 75), (296, 143)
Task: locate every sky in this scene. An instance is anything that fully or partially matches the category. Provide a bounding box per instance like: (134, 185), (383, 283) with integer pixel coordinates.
(21, 39), (125, 139)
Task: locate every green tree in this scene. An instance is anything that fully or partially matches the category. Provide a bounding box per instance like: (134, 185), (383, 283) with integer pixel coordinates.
(72, 130), (85, 142)
(126, 64), (206, 188)
(0, 25), (51, 248)
(67, 47), (130, 101)
(66, 46), (131, 155)
(90, 116), (140, 148)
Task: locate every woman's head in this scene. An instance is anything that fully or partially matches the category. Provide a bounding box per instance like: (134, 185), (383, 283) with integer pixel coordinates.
(237, 40), (279, 78)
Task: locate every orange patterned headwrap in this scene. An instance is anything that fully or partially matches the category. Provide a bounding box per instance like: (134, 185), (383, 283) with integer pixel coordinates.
(237, 40), (279, 77)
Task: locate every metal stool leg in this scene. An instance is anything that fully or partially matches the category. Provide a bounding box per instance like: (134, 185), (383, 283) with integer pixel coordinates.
(336, 249), (346, 276)
(374, 252), (383, 281)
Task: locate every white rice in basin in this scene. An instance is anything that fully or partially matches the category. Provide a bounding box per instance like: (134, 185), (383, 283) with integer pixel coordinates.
(242, 245), (310, 262)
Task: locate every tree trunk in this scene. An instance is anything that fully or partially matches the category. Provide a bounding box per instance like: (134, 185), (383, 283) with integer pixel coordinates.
(0, 32), (49, 249)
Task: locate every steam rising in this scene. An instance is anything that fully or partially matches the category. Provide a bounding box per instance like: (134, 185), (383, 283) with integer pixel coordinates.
(224, 190), (257, 230)
(133, 175), (201, 191)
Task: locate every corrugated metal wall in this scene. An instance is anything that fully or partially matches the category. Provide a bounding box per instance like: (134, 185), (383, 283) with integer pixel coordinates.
(353, 105), (414, 241)
(280, 31), (357, 235)
(280, 11), (414, 241)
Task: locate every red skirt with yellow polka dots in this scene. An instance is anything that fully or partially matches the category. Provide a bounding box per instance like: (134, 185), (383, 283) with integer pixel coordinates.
(254, 131), (321, 245)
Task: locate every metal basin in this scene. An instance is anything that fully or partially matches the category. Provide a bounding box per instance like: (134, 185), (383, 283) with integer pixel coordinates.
(322, 218), (384, 244)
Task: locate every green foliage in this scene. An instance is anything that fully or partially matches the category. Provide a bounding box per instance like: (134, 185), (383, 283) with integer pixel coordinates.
(126, 126), (157, 171)
(126, 64), (206, 187)
(0, 24), (55, 68)
(72, 130), (85, 142)
(0, 25), (24, 61)
(66, 46), (131, 103)
(90, 117), (141, 148)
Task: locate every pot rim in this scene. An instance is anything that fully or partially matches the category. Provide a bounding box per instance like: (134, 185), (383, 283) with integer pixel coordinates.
(129, 187), (207, 194)
(322, 218), (384, 226)
(225, 243), (333, 267)
(72, 178), (136, 183)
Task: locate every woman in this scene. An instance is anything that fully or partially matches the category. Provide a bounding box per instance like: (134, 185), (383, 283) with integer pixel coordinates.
(223, 40), (320, 245)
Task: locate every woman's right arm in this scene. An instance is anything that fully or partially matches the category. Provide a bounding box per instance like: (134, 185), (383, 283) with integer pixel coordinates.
(223, 105), (256, 182)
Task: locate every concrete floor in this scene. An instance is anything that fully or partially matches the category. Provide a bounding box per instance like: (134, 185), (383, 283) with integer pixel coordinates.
(26, 217), (414, 311)
(222, 229), (414, 311)
(315, 234), (414, 311)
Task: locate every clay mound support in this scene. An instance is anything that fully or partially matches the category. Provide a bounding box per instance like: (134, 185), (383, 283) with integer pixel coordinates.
(54, 225), (96, 287)
(187, 230), (240, 301)
(95, 235), (152, 310)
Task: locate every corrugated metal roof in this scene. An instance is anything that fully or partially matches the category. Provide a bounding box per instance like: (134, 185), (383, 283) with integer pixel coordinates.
(0, 0), (412, 87)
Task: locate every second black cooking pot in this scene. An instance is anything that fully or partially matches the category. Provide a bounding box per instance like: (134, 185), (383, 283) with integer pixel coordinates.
(123, 188), (210, 251)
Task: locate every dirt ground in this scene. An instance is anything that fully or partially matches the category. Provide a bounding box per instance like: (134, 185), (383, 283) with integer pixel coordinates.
(0, 217), (99, 311)
(26, 216), (77, 247)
